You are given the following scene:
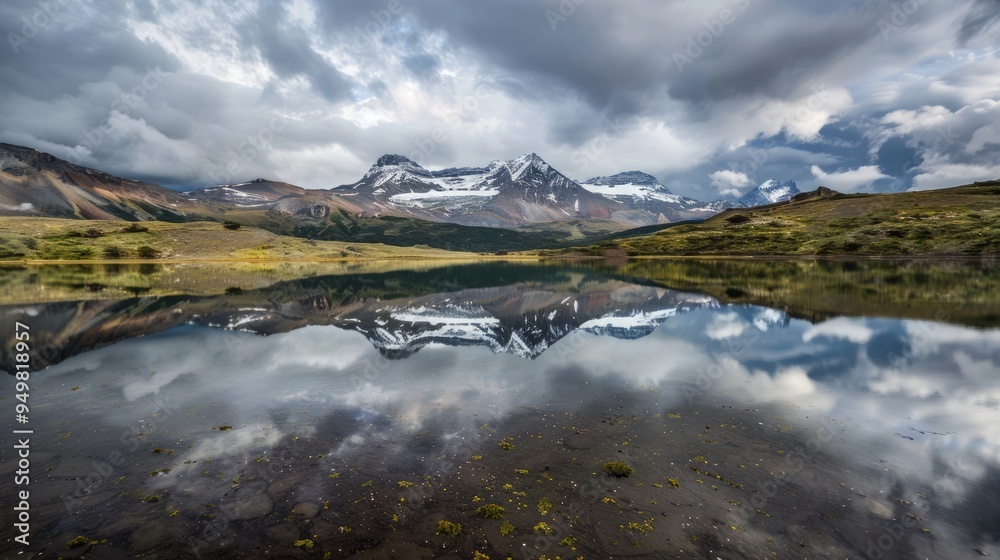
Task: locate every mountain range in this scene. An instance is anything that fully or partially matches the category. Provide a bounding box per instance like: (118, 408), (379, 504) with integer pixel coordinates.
(0, 142), (800, 231)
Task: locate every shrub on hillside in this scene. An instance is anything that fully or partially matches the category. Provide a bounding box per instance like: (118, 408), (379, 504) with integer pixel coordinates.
(137, 245), (160, 259)
(103, 245), (125, 259)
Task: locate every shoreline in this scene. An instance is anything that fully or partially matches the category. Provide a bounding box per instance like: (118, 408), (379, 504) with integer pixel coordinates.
(0, 253), (994, 266)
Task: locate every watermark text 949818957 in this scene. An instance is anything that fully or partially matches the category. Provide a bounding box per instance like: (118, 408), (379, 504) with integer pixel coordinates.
(12, 321), (33, 548)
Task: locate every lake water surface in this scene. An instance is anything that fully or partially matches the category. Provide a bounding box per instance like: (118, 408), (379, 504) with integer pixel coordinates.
(1, 259), (999, 559)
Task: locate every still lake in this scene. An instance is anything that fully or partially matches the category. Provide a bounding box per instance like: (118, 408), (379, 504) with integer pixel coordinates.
(1, 258), (999, 559)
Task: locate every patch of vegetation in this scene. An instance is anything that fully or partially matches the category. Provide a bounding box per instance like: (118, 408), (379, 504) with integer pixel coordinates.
(533, 522), (554, 535)
(499, 520), (516, 536)
(621, 518), (656, 533)
(65, 536), (94, 549)
(436, 519), (462, 537)
(1, 217), (478, 262)
(257, 209), (608, 253)
(498, 437), (515, 450)
(476, 503), (506, 519)
(103, 245), (125, 259)
(222, 220), (242, 230)
(537, 497), (553, 515)
(137, 245), (160, 259)
(604, 461), (633, 478)
(38, 242), (95, 260)
(132, 200), (190, 223)
(293, 539), (314, 552)
(121, 223), (150, 233)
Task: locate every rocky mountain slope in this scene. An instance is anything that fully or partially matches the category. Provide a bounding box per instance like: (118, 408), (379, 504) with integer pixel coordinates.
(0, 143), (196, 221)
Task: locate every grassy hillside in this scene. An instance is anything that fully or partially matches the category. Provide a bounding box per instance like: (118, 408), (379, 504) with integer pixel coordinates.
(251, 209), (622, 253)
(0, 217), (479, 261)
(550, 182), (1000, 256)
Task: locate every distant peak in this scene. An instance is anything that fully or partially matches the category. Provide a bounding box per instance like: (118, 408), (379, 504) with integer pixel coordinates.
(758, 179), (797, 190)
(375, 154), (423, 168)
(585, 171), (663, 187)
(737, 179), (801, 207)
(505, 153), (551, 179)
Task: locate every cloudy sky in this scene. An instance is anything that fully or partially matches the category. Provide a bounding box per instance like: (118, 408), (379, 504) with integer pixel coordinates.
(1, 0), (999, 199)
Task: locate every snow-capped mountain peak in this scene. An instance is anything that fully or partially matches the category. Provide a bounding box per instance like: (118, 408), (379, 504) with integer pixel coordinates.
(736, 180), (800, 207)
(333, 153), (733, 227)
(505, 153), (551, 180)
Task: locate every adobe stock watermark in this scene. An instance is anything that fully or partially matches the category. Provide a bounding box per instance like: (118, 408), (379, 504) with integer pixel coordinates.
(545, 0), (588, 31)
(65, 67), (168, 165)
(7, 0), (71, 54)
(877, 0), (930, 41)
(673, 0), (751, 73)
(351, 0), (412, 48)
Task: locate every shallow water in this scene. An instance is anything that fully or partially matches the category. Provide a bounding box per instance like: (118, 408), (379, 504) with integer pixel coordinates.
(1, 259), (999, 559)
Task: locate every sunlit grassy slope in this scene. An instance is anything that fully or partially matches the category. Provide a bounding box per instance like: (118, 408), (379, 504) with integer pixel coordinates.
(0, 218), (480, 261)
(551, 182), (1000, 256)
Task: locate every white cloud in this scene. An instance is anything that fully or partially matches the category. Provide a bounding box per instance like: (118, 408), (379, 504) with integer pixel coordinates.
(875, 99), (1000, 191)
(705, 312), (748, 340)
(910, 161), (1000, 191)
(803, 317), (874, 344)
(810, 164), (888, 192)
(710, 169), (751, 197)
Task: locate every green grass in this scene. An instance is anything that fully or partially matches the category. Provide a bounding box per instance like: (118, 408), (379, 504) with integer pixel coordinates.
(254, 209), (610, 253)
(604, 461), (634, 478)
(0, 217), (481, 262)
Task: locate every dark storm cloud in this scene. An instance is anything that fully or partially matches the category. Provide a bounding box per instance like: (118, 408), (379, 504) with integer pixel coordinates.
(238, 2), (353, 102)
(957, 0), (1000, 45)
(402, 53), (440, 79)
(313, 0), (663, 117)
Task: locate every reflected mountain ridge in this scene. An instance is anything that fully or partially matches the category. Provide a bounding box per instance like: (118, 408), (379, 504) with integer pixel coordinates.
(5, 258), (999, 370)
(2, 263), (729, 367)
